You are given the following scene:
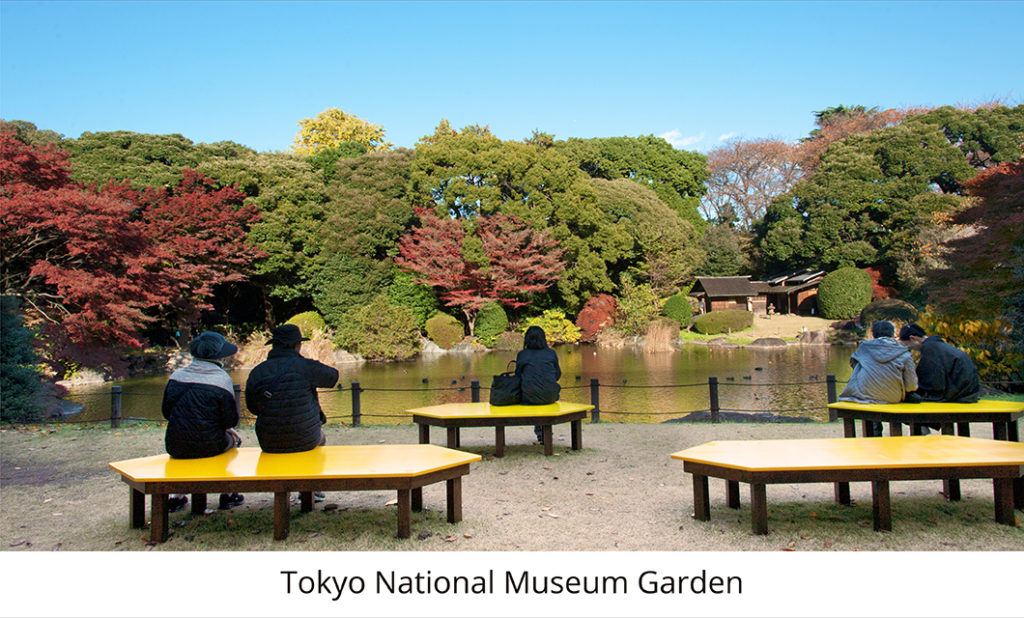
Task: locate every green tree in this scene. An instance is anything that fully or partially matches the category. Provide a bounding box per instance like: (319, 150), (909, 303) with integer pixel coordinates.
(387, 269), (439, 329)
(333, 295), (419, 360)
(909, 105), (1024, 169)
(557, 135), (709, 229)
(700, 224), (750, 276)
(292, 108), (392, 156)
(0, 296), (43, 422)
(817, 267), (872, 319)
(614, 278), (661, 335)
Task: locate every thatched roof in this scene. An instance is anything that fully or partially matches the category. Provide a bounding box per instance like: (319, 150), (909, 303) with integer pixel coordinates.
(689, 276), (758, 298)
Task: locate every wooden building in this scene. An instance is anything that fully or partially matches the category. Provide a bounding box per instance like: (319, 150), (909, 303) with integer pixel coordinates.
(689, 269), (825, 316)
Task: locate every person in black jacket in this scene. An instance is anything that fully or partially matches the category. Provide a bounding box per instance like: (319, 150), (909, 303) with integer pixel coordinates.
(515, 326), (561, 442)
(245, 324), (339, 454)
(162, 331), (244, 512)
(899, 323), (980, 403)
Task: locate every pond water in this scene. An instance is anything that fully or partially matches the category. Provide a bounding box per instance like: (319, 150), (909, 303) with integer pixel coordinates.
(60, 343), (855, 425)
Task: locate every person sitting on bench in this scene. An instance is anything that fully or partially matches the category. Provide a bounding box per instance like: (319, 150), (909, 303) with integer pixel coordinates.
(839, 320), (918, 436)
(162, 331), (245, 512)
(899, 323), (980, 403)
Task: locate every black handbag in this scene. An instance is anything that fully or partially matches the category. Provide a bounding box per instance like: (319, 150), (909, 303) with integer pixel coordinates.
(489, 360), (521, 406)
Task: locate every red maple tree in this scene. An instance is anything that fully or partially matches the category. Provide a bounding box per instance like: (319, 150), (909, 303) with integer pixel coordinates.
(396, 208), (564, 333)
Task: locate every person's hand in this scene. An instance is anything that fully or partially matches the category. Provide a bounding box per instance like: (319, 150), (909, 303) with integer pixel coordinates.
(226, 428), (242, 447)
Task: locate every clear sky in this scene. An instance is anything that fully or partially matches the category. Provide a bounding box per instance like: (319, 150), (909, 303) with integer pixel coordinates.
(1, 0), (1021, 153)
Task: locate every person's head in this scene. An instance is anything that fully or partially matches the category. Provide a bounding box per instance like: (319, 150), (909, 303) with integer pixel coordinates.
(268, 323), (309, 350)
(898, 322), (927, 351)
(523, 325), (548, 350)
(189, 331), (237, 362)
(870, 320), (895, 339)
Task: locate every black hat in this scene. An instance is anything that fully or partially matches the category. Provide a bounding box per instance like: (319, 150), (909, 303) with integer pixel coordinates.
(898, 323), (926, 341)
(268, 324), (310, 346)
(189, 331), (238, 360)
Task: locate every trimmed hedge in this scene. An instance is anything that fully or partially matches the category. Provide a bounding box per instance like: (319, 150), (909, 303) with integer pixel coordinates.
(661, 292), (693, 326)
(474, 303), (508, 347)
(425, 312), (464, 349)
(859, 298), (919, 327)
(692, 309), (754, 335)
(817, 267), (872, 320)
(333, 295), (420, 361)
(285, 311), (327, 336)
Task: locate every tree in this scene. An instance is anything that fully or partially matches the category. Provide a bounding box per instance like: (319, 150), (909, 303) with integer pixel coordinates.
(396, 208), (564, 334)
(292, 108), (392, 156)
(0, 296), (44, 422)
(909, 104), (1024, 169)
(557, 135), (709, 229)
(796, 105), (906, 173)
(702, 138), (802, 229)
(700, 224), (751, 276)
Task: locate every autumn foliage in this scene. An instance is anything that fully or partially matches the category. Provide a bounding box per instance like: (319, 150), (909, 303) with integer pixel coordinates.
(0, 130), (262, 374)
(396, 208), (564, 333)
(575, 293), (617, 343)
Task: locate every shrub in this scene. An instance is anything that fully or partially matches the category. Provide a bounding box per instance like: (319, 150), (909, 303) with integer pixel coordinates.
(859, 298), (919, 328)
(522, 310), (582, 344)
(474, 303), (508, 347)
(661, 292), (693, 327)
(644, 317), (680, 353)
(387, 269), (439, 329)
(917, 310), (1023, 384)
(334, 295), (420, 361)
(615, 279), (660, 335)
(692, 310), (754, 335)
(817, 267), (872, 319)
(285, 311), (327, 336)
(575, 293), (617, 343)
(425, 312), (464, 349)
(1, 296), (43, 423)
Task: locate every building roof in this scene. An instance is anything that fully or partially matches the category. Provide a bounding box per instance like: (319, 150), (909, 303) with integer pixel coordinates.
(690, 276), (758, 298)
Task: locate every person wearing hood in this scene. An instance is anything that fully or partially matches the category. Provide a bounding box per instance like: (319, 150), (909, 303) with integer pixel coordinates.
(162, 331), (245, 512)
(839, 321), (918, 435)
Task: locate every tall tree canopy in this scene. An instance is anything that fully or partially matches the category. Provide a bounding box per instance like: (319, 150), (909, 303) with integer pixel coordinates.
(702, 138), (802, 229)
(292, 108), (392, 156)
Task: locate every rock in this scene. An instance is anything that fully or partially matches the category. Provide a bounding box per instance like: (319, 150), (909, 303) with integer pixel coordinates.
(749, 337), (788, 348)
(418, 338), (445, 356)
(332, 349), (365, 364)
(799, 330), (829, 345)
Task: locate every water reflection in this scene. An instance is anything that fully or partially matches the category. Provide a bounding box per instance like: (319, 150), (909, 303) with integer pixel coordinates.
(61, 344), (853, 425)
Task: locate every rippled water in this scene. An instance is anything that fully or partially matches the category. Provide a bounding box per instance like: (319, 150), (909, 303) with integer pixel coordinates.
(61, 343), (854, 425)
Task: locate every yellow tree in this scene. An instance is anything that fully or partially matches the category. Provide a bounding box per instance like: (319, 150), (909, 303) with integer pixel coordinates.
(291, 108), (392, 156)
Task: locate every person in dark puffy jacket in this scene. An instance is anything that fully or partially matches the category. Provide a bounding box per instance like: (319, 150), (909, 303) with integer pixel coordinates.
(515, 326), (561, 442)
(899, 323), (980, 403)
(162, 331), (244, 511)
(245, 324), (339, 454)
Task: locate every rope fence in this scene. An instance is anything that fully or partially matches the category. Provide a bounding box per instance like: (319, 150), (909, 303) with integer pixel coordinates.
(37, 376), (1024, 429)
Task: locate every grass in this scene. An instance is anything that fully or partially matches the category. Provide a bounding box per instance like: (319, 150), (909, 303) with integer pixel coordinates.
(2, 419), (1022, 552)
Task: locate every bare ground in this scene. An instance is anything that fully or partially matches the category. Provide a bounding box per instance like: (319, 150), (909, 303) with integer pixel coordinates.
(2, 420), (1022, 552)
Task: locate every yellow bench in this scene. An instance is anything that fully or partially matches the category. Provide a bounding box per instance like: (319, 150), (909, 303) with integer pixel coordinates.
(109, 445), (481, 543)
(828, 399), (1024, 506)
(672, 435), (1024, 534)
(409, 401), (594, 456)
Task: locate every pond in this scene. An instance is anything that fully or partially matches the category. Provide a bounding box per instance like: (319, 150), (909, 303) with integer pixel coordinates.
(60, 343), (855, 425)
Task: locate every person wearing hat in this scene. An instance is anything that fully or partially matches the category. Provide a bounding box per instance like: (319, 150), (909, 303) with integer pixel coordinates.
(245, 324), (339, 455)
(162, 331), (245, 512)
(898, 323), (980, 403)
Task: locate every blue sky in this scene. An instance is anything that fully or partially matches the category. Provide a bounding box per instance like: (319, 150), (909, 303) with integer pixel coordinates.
(2, 1), (1021, 153)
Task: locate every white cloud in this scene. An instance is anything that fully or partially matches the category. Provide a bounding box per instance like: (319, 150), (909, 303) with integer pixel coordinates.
(659, 129), (705, 148)
(718, 132), (738, 141)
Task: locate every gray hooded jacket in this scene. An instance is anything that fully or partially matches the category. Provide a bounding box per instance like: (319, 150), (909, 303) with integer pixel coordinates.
(839, 337), (918, 404)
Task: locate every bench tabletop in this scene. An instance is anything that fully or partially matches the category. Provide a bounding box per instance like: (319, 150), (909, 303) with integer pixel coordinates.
(671, 435), (1024, 472)
(408, 401), (593, 419)
(827, 398), (1024, 415)
(109, 445), (481, 482)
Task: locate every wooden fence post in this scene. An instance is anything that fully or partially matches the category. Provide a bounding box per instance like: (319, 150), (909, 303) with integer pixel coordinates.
(589, 378), (600, 423)
(351, 382), (362, 426)
(110, 385), (122, 429)
(708, 377), (720, 423)
(471, 380), (480, 403)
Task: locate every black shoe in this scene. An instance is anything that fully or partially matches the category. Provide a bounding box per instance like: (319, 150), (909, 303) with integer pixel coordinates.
(168, 495), (188, 513)
(219, 493), (244, 509)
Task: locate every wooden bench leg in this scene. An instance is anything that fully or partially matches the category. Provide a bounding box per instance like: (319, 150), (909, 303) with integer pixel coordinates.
(836, 419), (855, 505)
(397, 489), (411, 538)
(495, 426), (505, 458)
(692, 474), (710, 522)
(1015, 477), (1023, 511)
(274, 492), (290, 540)
(956, 422), (971, 437)
(446, 477), (463, 523)
(889, 422), (902, 436)
(191, 493), (207, 515)
(993, 478), (1015, 525)
(571, 419), (582, 450)
(940, 424), (961, 501)
(151, 493), (169, 543)
(861, 420), (874, 437)
(300, 491), (313, 513)
(542, 425), (553, 456)
(418, 423), (430, 445)
(412, 488), (423, 512)
(750, 483), (768, 535)
(726, 480), (740, 509)
(446, 427), (459, 449)
(872, 480), (891, 532)
(130, 487), (146, 529)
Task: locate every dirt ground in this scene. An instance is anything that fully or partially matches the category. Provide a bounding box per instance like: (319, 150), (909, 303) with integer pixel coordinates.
(745, 314), (837, 340)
